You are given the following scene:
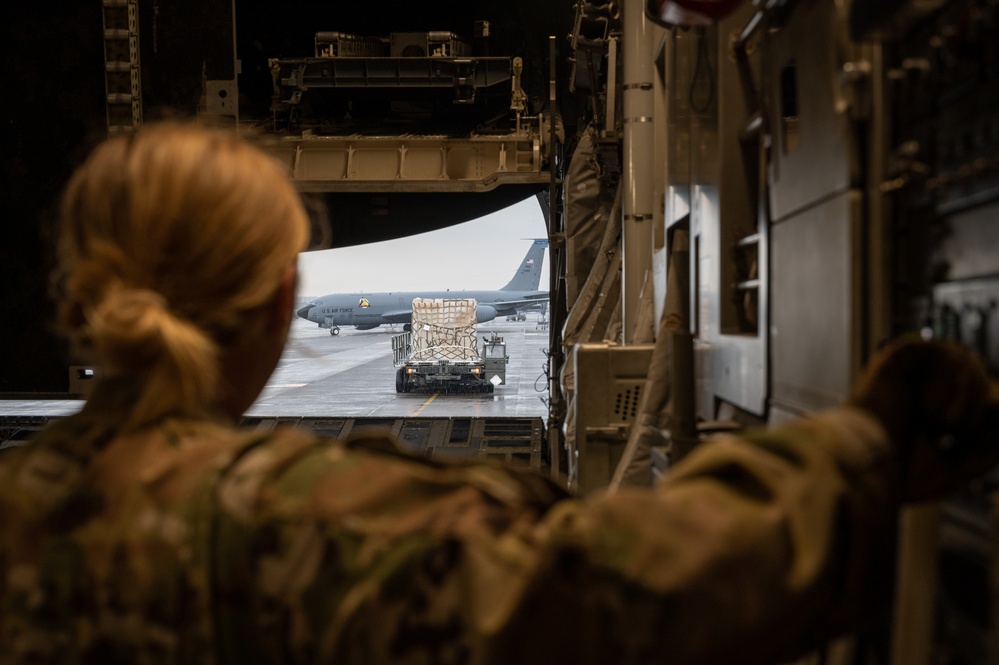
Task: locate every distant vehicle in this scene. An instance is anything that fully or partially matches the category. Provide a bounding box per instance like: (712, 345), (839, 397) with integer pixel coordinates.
(506, 312), (527, 321)
(392, 298), (508, 393)
(297, 240), (548, 335)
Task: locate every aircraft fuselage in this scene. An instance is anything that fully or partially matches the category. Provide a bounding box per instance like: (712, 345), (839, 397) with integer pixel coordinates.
(296, 289), (549, 331)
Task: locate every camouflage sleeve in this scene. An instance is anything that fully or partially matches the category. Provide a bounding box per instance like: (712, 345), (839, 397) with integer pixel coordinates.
(524, 407), (899, 665)
(214, 407), (897, 665)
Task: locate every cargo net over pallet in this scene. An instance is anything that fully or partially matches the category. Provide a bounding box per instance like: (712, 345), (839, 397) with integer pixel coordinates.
(393, 298), (480, 364)
(411, 298), (479, 361)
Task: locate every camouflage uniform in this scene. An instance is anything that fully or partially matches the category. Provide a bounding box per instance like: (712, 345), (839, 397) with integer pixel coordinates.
(1, 377), (898, 665)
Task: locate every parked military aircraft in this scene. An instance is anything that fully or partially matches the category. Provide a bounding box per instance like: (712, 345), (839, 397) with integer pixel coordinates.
(296, 240), (549, 335)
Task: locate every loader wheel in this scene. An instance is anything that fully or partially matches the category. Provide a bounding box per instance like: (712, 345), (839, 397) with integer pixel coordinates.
(396, 368), (406, 393)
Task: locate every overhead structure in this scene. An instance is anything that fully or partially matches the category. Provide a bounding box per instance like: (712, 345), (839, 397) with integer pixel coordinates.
(264, 132), (547, 193)
(263, 30), (556, 194)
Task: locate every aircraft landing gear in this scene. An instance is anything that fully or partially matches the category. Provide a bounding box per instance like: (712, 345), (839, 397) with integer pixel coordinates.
(329, 326), (340, 336)
(403, 323), (411, 332)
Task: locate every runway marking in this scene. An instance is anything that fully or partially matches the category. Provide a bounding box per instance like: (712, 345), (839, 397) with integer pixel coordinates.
(269, 383), (307, 388)
(412, 394), (439, 416)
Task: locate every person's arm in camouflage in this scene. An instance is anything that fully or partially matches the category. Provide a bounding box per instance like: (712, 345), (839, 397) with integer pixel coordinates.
(214, 340), (997, 665)
(515, 408), (895, 665)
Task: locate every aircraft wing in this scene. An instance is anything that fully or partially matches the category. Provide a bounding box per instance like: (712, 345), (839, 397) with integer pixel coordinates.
(380, 309), (414, 324)
(488, 295), (550, 310)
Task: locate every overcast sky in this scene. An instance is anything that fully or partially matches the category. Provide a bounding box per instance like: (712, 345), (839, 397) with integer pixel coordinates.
(297, 196), (549, 297)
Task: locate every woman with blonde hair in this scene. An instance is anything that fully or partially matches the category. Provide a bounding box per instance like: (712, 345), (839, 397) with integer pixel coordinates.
(1, 122), (997, 665)
(1, 123), (311, 661)
(57, 122), (309, 427)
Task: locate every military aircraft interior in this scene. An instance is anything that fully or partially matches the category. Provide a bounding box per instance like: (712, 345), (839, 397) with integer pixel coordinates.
(3, 0), (999, 662)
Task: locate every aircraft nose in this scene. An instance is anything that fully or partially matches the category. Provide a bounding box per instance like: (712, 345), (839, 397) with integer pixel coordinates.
(296, 304), (313, 319)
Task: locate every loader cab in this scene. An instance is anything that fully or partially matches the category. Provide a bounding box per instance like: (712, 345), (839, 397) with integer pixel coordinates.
(483, 333), (508, 387)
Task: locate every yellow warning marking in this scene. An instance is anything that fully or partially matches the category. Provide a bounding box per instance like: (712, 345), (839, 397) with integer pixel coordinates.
(412, 393), (439, 416)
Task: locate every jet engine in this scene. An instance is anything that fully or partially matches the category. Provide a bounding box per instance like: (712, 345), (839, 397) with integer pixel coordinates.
(476, 305), (498, 323)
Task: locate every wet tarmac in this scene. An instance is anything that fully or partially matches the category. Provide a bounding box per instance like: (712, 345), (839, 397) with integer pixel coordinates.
(0, 316), (553, 422)
(251, 316), (552, 419)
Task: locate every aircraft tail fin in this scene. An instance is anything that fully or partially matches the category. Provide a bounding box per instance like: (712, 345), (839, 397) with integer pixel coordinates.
(501, 239), (548, 291)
